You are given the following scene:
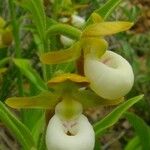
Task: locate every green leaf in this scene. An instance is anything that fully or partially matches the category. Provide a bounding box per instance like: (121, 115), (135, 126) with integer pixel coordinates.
(15, 0), (46, 40)
(13, 58), (47, 91)
(94, 138), (102, 150)
(93, 95), (143, 137)
(38, 129), (47, 150)
(96, 0), (122, 19)
(124, 112), (150, 150)
(31, 112), (45, 144)
(125, 136), (142, 150)
(85, 0), (122, 25)
(0, 102), (36, 150)
(5, 91), (60, 109)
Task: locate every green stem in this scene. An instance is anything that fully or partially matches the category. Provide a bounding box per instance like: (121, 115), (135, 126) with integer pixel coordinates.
(42, 39), (51, 81)
(8, 0), (24, 96)
(46, 24), (82, 40)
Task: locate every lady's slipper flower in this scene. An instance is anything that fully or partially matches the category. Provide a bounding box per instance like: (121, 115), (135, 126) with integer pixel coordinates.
(84, 51), (134, 100)
(46, 114), (95, 150)
(5, 73), (98, 150)
(5, 73), (125, 150)
(40, 18), (134, 101)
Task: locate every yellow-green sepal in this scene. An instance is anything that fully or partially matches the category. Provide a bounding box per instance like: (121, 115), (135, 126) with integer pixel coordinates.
(5, 91), (60, 109)
(47, 73), (89, 86)
(82, 21), (133, 37)
(72, 89), (124, 109)
(40, 42), (81, 64)
(85, 12), (104, 26)
(81, 37), (108, 58)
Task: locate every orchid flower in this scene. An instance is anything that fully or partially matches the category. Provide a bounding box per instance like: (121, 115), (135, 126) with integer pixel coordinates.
(5, 12), (135, 150)
(40, 13), (134, 100)
(5, 73), (123, 150)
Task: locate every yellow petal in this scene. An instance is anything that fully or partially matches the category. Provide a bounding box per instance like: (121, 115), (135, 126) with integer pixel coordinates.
(40, 42), (81, 64)
(5, 91), (60, 109)
(82, 21), (133, 37)
(48, 73), (89, 86)
(81, 37), (108, 58)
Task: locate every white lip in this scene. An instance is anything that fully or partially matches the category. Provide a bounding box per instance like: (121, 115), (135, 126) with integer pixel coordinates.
(46, 114), (95, 150)
(84, 50), (134, 100)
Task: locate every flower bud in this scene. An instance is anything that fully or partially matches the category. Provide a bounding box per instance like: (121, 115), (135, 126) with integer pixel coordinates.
(60, 35), (75, 47)
(84, 51), (134, 100)
(46, 114), (95, 150)
(71, 15), (85, 28)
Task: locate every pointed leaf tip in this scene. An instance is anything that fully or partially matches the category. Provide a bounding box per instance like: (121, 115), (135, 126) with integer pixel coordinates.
(82, 21), (134, 37)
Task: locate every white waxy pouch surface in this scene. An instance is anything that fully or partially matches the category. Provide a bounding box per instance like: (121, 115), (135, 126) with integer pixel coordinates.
(84, 50), (134, 100)
(46, 114), (95, 150)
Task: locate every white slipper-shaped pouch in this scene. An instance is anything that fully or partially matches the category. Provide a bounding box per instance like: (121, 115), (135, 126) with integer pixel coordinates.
(84, 50), (134, 100)
(46, 114), (95, 150)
